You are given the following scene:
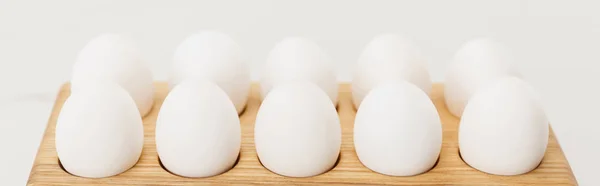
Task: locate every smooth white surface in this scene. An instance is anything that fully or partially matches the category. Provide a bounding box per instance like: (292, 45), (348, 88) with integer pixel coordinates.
(354, 82), (441, 176)
(0, 0), (598, 184)
(169, 31), (250, 114)
(255, 82), (341, 177)
(156, 80), (240, 178)
(459, 77), (548, 175)
(56, 82), (143, 178)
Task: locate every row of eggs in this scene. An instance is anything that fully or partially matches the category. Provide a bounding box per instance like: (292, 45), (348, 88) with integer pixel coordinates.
(56, 32), (548, 179)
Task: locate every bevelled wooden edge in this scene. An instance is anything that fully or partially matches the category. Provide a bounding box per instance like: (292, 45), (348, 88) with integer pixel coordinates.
(28, 82), (577, 185)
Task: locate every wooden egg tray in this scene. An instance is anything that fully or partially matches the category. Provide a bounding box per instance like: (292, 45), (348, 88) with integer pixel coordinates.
(28, 82), (577, 185)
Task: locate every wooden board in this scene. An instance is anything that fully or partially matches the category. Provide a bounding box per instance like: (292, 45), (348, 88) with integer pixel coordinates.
(28, 82), (577, 185)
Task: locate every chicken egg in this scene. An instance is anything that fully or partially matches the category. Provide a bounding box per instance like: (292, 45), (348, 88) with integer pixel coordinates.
(71, 33), (154, 116)
(354, 81), (442, 176)
(254, 82), (341, 177)
(156, 79), (241, 177)
(170, 31), (250, 114)
(260, 37), (338, 105)
(352, 34), (431, 109)
(55, 82), (143, 178)
(444, 38), (521, 117)
(459, 77), (548, 175)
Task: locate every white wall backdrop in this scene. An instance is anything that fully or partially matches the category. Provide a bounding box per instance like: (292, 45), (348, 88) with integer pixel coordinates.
(1, 0), (599, 185)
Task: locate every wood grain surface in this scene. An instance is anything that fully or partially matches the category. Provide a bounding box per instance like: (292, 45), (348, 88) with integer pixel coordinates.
(28, 82), (577, 185)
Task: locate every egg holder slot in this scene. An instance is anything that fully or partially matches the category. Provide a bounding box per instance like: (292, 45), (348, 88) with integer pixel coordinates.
(27, 82), (577, 185)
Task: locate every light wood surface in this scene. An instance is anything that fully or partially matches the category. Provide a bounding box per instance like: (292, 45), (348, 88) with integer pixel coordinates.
(28, 82), (577, 185)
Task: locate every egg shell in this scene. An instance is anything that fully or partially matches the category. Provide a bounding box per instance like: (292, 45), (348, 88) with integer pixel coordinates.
(352, 34), (432, 109)
(55, 82), (143, 178)
(444, 38), (521, 117)
(169, 31), (250, 114)
(71, 33), (154, 116)
(156, 79), (241, 178)
(459, 77), (548, 175)
(260, 37), (338, 105)
(354, 81), (442, 176)
(254, 82), (341, 177)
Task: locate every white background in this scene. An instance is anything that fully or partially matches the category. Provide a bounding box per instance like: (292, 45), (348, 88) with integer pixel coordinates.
(1, 0), (598, 185)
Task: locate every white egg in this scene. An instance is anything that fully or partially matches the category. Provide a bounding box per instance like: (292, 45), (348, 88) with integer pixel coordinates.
(459, 77), (548, 175)
(260, 37), (338, 105)
(352, 34), (431, 109)
(156, 79), (241, 178)
(170, 31), (250, 114)
(255, 82), (341, 177)
(71, 33), (154, 117)
(354, 81), (442, 176)
(444, 38), (521, 117)
(55, 82), (143, 178)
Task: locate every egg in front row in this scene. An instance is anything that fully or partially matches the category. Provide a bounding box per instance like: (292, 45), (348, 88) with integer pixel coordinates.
(459, 77), (548, 175)
(255, 82), (341, 177)
(354, 81), (442, 176)
(156, 79), (241, 178)
(56, 82), (144, 178)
